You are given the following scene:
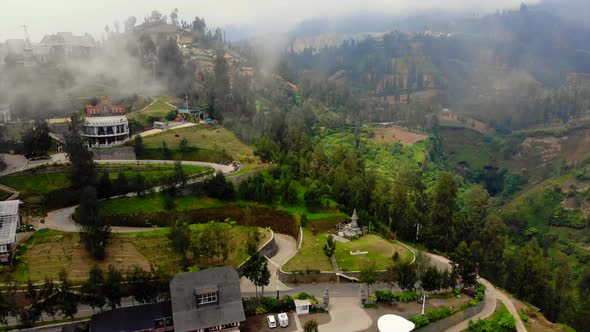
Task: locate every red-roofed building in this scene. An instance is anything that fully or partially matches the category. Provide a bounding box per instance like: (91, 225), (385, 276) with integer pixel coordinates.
(83, 100), (130, 148)
(86, 100), (127, 117)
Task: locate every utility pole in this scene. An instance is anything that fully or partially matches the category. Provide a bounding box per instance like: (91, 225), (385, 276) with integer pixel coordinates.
(415, 223), (421, 241)
(421, 293), (427, 315)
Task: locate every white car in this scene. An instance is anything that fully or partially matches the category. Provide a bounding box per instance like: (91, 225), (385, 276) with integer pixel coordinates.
(266, 314), (277, 328)
(277, 312), (289, 327)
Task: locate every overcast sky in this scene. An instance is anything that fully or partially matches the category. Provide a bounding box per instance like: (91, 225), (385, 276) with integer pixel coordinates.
(0, 0), (539, 42)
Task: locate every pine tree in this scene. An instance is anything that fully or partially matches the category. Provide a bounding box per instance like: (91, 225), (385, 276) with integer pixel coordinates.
(79, 187), (111, 259)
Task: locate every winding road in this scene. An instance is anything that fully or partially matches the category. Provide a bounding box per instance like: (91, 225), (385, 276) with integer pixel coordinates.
(424, 252), (527, 332)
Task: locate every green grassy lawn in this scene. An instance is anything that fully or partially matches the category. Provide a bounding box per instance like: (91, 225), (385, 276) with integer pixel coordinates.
(438, 128), (496, 170)
(99, 193), (227, 216)
(0, 172), (69, 194)
(334, 234), (411, 271)
(283, 229), (412, 272)
(128, 99), (176, 125)
(283, 229), (333, 272)
(140, 126), (261, 166)
(0, 164), (210, 195)
(3, 225), (271, 282)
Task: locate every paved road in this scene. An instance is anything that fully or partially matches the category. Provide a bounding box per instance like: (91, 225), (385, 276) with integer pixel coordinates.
(425, 252), (527, 332)
(41, 205), (155, 233)
(319, 297), (372, 332)
(94, 159), (234, 174)
(240, 233), (297, 294)
(1, 154), (234, 176)
(0, 154), (28, 176)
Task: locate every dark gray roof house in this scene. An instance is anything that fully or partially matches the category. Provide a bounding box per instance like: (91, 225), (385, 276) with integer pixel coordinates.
(170, 266), (245, 332)
(89, 301), (173, 332)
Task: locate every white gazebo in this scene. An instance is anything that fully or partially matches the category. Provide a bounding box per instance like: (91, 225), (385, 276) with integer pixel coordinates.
(377, 314), (416, 332)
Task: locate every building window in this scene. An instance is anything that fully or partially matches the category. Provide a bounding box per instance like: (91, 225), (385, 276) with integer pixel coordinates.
(0, 245), (8, 254)
(197, 291), (218, 305)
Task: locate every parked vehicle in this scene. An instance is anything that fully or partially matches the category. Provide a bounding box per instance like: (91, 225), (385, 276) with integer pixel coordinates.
(266, 315), (277, 328)
(277, 313), (289, 327)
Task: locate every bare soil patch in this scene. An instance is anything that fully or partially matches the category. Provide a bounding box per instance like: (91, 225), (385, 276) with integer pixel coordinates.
(372, 127), (428, 146)
(562, 197), (580, 210)
(18, 232), (151, 281)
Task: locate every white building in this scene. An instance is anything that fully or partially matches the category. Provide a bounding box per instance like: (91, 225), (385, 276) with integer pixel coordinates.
(0, 200), (21, 264)
(82, 100), (130, 149)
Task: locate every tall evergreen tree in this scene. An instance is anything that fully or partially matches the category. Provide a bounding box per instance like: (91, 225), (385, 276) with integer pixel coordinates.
(82, 266), (106, 312)
(79, 186), (111, 259)
(428, 172), (459, 252)
(103, 265), (124, 310)
(23, 120), (51, 159)
(64, 115), (96, 189)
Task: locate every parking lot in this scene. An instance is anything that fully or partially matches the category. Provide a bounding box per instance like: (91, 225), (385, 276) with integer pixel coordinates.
(241, 312), (299, 332)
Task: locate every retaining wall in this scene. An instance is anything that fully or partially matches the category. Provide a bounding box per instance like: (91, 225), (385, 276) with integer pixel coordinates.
(236, 230), (278, 277)
(93, 147), (136, 160)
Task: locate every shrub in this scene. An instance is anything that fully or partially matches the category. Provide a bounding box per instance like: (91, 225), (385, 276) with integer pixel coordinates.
(260, 297), (279, 312)
(363, 303), (378, 309)
(255, 305), (267, 315)
(475, 283), (486, 301)
(426, 307), (452, 322)
(519, 308), (529, 323)
(409, 315), (430, 328)
(297, 292), (312, 300)
(498, 311), (516, 329)
(394, 291), (420, 303)
(375, 290), (396, 304)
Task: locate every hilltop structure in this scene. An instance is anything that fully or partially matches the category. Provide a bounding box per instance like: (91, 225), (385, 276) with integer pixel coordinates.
(82, 100), (130, 149)
(336, 209), (367, 239)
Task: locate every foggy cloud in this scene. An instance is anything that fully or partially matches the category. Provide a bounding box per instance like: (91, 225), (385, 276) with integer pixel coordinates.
(0, 0), (541, 42)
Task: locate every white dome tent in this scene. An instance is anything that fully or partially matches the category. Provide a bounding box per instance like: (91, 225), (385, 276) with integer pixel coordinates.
(377, 314), (416, 332)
